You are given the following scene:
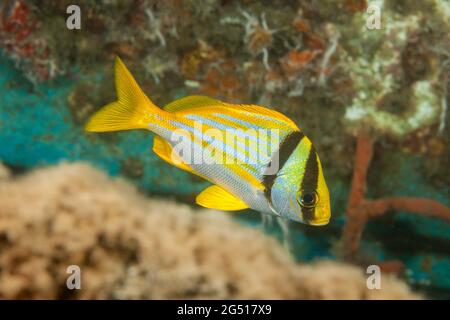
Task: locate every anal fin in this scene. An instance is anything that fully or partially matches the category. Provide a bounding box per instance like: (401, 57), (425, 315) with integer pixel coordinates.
(196, 185), (249, 211)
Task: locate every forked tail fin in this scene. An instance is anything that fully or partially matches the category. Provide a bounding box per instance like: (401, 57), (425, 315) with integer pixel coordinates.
(85, 56), (161, 132)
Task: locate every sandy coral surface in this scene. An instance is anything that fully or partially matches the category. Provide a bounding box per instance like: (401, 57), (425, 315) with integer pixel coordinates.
(0, 162), (421, 299)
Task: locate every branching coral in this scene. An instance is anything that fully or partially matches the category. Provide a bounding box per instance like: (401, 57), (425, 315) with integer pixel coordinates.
(342, 132), (450, 262)
(337, 1), (450, 265)
(0, 162), (421, 299)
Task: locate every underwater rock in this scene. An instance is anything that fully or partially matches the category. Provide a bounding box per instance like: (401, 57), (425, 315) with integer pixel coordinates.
(341, 0), (447, 138)
(0, 0), (55, 83)
(0, 162), (421, 299)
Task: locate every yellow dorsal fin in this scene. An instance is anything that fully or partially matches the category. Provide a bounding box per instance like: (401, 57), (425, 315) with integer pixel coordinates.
(226, 104), (298, 129)
(85, 56), (161, 132)
(163, 95), (226, 112)
(163, 96), (298, 130)
(196, 185), (249, 211)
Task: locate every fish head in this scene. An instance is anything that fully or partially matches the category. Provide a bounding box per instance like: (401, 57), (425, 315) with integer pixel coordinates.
(270, 137), (331, 226)
(294, 165), (331, 226)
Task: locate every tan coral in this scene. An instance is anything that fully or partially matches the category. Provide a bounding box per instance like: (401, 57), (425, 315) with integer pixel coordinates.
(0, 162), (421, 299)
(294, 261), (419, 300)
(0, 162), (11, 181)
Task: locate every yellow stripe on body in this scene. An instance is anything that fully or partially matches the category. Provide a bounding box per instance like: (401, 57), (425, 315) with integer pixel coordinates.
(224, 104), (299, 129)
(175, 106), (293, 165)
(154, 113), (265, 190)
(171, 113), (263, 172)
(154, 102), (299, 192)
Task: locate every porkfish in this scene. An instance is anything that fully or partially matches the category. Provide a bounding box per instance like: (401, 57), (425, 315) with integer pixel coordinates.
(85, 57), (331, 225)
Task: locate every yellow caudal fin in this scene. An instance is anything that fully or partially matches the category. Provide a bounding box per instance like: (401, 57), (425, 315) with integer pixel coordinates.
(196, 185), (249, 211)
(85, 56), (160, 132)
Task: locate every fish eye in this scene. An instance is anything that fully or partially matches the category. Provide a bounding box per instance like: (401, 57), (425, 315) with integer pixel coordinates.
(298, 191), (319, 208)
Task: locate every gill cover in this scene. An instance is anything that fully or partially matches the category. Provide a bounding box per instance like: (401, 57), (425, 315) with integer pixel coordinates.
(269, 134), (330, 225)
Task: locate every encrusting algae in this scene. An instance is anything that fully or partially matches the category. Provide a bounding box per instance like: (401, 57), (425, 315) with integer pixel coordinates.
(0, 162), (421, 299)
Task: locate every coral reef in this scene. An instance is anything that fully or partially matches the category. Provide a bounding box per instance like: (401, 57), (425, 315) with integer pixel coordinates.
(1, 0), (449, 297)
(0, 162), (420, 299)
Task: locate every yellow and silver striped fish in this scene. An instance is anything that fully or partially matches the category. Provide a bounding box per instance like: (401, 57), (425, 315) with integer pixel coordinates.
(85, 57), (331, 226)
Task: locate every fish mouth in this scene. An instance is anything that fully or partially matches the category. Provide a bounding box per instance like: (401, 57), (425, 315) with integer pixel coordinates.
(307, 219), (329, 226)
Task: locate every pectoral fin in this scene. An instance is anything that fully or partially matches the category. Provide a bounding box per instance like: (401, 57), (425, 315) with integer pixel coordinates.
(196, 185), (249, 211)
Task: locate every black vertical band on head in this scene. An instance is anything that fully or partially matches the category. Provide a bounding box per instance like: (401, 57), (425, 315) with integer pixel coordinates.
(262, 131), (304, 202)
(300, 146), (319, 221)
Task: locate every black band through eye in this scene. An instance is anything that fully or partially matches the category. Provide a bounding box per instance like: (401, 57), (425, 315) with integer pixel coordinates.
(298, 192), (318, 208)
